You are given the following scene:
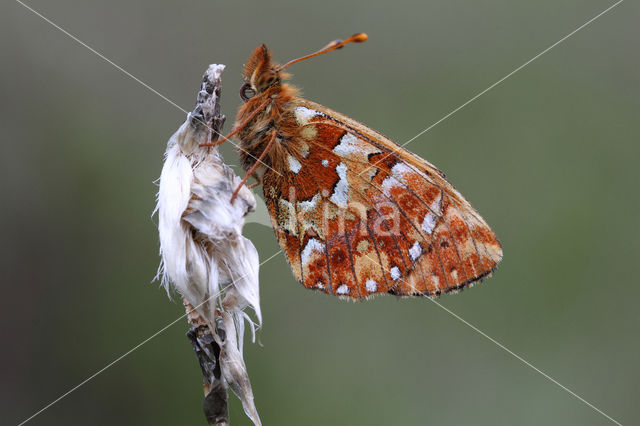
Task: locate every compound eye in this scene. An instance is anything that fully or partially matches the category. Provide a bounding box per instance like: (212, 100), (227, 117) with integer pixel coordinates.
(240, 83), (256, 102)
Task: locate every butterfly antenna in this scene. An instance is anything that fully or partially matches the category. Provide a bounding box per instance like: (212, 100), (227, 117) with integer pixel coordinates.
(276, 33), (368, 72)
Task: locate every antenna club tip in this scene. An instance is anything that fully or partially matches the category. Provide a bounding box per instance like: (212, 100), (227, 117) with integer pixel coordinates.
(352, 33), (368, 42)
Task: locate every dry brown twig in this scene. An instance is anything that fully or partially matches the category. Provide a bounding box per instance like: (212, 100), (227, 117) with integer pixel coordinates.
(156, 64), (262, 425)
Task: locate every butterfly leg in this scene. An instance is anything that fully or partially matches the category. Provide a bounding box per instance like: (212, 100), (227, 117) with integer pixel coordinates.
(230, 130), (277, 202)
(200, 98), (271, 147)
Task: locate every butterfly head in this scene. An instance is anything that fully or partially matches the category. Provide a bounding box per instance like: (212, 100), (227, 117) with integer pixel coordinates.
(241, 45), (284, 102)
(240, 33), (368, 102)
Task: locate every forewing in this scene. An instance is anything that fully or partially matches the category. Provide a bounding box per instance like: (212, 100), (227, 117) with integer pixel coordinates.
(262, 100), (502, 299)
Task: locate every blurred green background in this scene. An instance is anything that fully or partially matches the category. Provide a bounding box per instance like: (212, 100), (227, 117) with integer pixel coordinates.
(2, 1), (638, 425)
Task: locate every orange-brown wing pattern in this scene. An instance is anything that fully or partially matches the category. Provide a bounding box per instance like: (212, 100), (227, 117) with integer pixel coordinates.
(262, 101), (502, 299)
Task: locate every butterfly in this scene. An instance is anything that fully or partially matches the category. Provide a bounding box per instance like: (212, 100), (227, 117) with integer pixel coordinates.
(203, 33), (503, 299)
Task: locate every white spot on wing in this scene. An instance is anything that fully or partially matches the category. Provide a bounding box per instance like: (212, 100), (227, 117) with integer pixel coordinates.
(380, 163), (413, 196)
(431, 199), (442, 215)
(432, 275), (440, 290)
(333, 131), (382, 158)
(365, 279), (378, 293)
(390, 266), (401, 281)
(381, 176), (400, 196)
(409, 241), (422, 261)
(294, 106), (323, 125)
(333, 133), (363, 156)
(422, 213), (436, 235)
(298, 194), (320, 212)
(288, 155), (302, 173)
(336, 284), (349, 295)
(278, 198), (298, 236)
(391, 163), (413, 181)
(301, 238), (324, 266)
(299, 141), (310, 158)
(322, 159), (329, 167)
(330, 162), (349, 208)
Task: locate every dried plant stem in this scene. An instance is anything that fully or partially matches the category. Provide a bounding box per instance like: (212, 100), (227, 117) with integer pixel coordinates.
(157, 64), (262, 425)
(185, 300), (229, 426)
(182, 66), (232, 425)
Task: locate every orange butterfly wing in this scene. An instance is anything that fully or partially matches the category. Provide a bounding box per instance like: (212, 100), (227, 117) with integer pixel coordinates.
(262, 99), (502, 299)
